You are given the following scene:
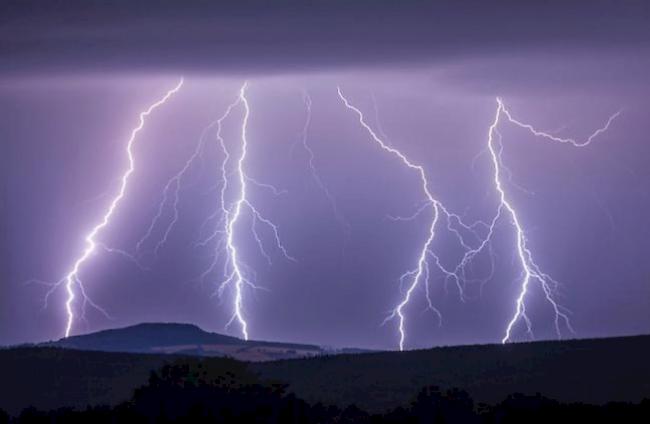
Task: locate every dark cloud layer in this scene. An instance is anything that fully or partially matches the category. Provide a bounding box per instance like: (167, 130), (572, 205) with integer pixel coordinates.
(2, 0), (649, 75)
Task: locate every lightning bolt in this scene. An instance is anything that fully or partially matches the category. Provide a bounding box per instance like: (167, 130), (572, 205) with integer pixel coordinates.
(292, 90), (350, 236)
(486, 98), (620, 343)
(199, 82), (294, 340)
(338, 87), (491, 351)
(51, 79), (184, 338)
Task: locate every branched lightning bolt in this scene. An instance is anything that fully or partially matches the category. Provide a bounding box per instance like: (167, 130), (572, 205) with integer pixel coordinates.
(338, 87), (491, 351)
(199, 82), (294, 340)
(487, 98), (620, 343)
(52, 79), (184, 338)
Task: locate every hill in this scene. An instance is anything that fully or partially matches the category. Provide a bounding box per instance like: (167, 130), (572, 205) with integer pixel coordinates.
(45, 322), (323, 361)
(0, 331), (649, 414)
(253, 335), (650, 412)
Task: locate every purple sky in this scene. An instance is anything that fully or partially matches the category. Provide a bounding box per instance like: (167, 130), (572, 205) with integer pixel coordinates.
(1, 1), (649, 349)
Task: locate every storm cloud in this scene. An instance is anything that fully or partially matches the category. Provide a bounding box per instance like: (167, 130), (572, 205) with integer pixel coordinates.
(2, 0), (649, 75)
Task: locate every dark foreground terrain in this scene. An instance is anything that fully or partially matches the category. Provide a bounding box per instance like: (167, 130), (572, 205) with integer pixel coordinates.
(256, 334), (650, 412)
(1, 332), (649, 421)
(2, 359), (649, 423)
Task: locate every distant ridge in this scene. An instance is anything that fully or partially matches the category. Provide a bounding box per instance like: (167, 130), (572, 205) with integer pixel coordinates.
(45, 322), (323, 361)
(51, 323), (241, 351)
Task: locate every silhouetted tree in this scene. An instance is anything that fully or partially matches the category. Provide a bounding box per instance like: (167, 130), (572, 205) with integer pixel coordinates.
(129, 359), (333, 423)
(9, 361), (650, 423)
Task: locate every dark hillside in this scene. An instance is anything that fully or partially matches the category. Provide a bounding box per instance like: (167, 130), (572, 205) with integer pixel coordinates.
(0, 347), (171, 415)
(253, 335), (650, 412)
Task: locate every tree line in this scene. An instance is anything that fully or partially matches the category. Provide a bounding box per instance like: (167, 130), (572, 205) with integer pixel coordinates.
(3, 358), (649, 423)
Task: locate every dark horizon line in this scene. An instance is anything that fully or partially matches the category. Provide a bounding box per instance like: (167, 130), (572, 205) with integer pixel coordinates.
(3, 320), (649, 354)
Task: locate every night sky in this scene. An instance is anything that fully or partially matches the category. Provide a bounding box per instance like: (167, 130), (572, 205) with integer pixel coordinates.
(1, 1), (649, 350)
